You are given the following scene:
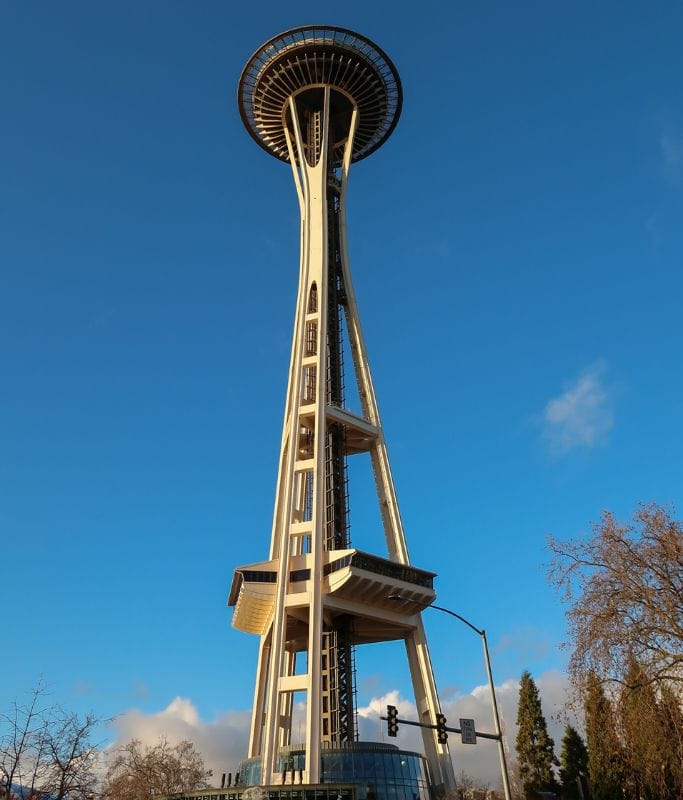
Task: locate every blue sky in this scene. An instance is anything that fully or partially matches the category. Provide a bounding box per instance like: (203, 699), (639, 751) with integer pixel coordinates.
(2, 0), (682, 783)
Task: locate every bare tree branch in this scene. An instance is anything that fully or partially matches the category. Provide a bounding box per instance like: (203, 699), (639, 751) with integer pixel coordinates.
(1, 683), (101, 800)
(103, 737), (211, 800)
(547, 503), (683, 692)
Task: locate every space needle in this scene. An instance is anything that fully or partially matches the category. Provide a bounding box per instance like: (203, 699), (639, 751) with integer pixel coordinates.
(229, 26), (456, 797)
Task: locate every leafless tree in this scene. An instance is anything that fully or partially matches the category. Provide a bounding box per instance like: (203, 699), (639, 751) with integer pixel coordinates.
(103, 737), (211, 800)
(45, 710), (100, 800)
(547, 503), (683, 691)
(453, 769), (476, 799)
(440, 770), (495, 800)
(0, 681), (49, 797)
(1, 684), (101, 800)
(22, 718), (51, 800)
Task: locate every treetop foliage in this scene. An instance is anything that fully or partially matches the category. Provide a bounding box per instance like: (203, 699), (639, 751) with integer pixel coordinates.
(547, 502), (683, 690)
(558, 725), (587, 800)
(582, 662), (683, 800)
(583, 673), (624, 800)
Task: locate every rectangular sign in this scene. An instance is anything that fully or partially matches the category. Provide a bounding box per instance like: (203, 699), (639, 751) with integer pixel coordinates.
(459, 718), (477, 744)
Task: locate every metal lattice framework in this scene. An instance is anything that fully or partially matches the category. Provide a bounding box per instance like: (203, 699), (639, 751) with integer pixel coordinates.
(238, 26), (402, 165)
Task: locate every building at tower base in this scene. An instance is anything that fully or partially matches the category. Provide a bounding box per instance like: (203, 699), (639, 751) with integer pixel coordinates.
(166, 742), (432, 800)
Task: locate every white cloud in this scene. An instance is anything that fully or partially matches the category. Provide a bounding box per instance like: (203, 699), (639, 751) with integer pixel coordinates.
(357, 688), (415, 720)
(357, 671), (576, 789)
(108, 671), (576, 791)
(542, 362), (613, 455)
(109, 697), (251, 781)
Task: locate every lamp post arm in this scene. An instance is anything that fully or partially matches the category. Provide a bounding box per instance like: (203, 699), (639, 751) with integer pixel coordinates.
(428, 604), (483, 636)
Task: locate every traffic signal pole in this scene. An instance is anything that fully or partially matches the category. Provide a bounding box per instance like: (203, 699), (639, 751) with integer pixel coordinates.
(386, 597), (512, 800)
(479, 628), (512, 800)
(380, 708), (503, 742)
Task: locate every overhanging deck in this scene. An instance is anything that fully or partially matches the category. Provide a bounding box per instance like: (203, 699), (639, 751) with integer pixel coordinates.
(229, 550), (435, 642)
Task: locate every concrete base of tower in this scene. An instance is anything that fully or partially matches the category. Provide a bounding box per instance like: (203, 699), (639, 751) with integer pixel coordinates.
(236, 742), (437, 800)
(164, 783), (357, 800)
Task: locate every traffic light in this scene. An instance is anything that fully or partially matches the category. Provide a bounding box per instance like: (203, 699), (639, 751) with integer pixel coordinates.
(435, 713), (448, 744)
(387, 704), (399, 737)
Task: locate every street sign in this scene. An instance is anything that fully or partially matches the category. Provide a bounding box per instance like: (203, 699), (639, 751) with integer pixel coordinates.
(459, 718), (477, 744)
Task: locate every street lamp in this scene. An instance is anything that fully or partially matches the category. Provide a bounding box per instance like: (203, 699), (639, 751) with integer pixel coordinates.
(389, 595), (512, 800)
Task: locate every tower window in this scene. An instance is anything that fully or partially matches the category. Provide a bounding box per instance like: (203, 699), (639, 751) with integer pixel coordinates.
(302, 366), (316, 403)
(308, 283), (318, 313)
(305, 321), (317, 356)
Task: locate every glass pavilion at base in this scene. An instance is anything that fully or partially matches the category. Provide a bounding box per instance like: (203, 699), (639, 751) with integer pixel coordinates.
(239, 743), (433, 800)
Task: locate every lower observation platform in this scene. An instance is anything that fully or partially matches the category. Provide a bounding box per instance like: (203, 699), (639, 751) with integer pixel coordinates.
(228, 550), (436, 646)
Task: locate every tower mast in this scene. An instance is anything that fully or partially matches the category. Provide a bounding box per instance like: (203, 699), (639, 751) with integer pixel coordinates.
(230, 26), (455, 792)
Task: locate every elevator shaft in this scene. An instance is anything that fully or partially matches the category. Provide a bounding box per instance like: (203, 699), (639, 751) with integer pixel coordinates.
(321, 173), (355, 743)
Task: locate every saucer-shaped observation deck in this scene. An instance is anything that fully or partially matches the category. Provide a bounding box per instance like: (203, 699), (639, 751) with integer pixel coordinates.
(238, 26), (402, 166)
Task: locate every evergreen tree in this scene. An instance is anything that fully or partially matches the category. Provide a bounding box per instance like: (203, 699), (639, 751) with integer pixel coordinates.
(657, 685), (683, 798)
(619, 661), (661, 799)
(515, 671), (558, 798)
(619, 661), (683, 799)
(558, 725), (588, 800)
(584, 672), (623, 800)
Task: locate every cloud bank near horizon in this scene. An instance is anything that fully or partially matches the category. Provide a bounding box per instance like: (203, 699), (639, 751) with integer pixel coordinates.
(108, 669), (576, 788)
(109, 698), (252, 782)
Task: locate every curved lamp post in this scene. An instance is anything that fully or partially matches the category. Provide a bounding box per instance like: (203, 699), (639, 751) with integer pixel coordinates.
(390, 596), (512, 800)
